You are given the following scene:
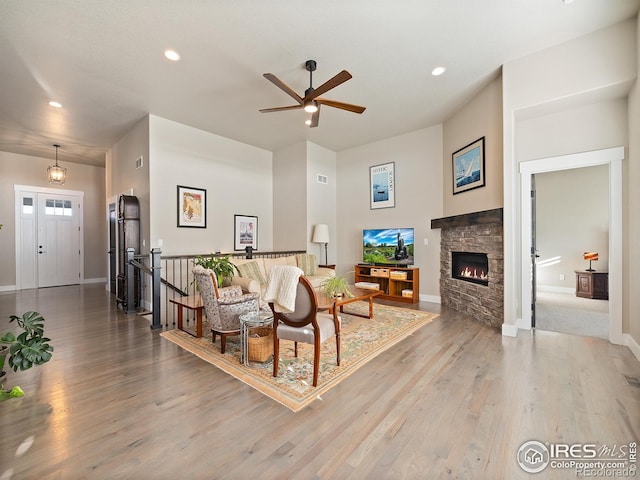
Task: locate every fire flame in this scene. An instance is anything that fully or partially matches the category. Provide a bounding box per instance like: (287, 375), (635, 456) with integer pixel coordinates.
(459, 267), (488, 280)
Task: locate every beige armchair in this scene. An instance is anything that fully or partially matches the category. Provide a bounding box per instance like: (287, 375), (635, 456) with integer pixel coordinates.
(192, 265), (259, 353)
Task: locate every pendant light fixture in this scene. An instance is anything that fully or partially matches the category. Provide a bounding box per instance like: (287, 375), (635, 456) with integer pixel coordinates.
(47, 144), (66, 185)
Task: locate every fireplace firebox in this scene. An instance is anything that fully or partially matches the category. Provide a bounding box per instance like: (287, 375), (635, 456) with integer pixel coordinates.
(452, 252), (489, 286)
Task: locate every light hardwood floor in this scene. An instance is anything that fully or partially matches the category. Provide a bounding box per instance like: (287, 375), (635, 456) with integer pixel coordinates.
(1, 285), (639, 479)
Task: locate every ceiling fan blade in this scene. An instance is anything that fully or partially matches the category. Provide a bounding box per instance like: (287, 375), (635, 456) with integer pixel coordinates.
(259, 105), (303, 113)
(316, 98), (366, 114)
(263, 73), (303, 104)
(310, 106), (320, 128)
(304, 70), (352, 101)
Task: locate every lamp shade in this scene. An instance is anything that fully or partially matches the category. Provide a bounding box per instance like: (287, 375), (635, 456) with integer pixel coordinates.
(312, 224), (329, 244)
(583, 252), (598, 261)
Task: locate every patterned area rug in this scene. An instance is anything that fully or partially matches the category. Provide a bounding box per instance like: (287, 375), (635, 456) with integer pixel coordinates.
(160, 302), (439, 412)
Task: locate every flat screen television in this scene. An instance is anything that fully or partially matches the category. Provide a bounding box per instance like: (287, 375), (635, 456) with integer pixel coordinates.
(362, 228), (414, 266)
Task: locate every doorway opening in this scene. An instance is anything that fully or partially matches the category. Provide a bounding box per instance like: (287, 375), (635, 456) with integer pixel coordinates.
(520, 146), (623, 345)
(532, 165), (610, 340)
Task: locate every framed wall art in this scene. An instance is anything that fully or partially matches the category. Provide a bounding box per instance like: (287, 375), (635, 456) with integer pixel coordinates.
(177, 185), (206, 228)
(234, 214), (258, 251)
(370, 161), (395, 209)
(452, 136), (485, 195)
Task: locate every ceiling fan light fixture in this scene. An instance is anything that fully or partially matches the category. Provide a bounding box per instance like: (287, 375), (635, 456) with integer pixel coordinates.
(305, 119), (312, 126)
(47, 144), (67, 185)
(304, 100), (318, 113)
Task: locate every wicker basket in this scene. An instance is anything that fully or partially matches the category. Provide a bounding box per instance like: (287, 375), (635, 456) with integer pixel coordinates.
(247, 327), (273, 362)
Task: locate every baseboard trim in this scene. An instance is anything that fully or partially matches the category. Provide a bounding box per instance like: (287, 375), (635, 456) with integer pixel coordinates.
(502, 323), (518, 337)
(537, 285), (575, 295)
(0, 285), (17, 292)
(623, 333), (640, 363)
(84, 277), (107, 285)
(420, 294), (441, 304)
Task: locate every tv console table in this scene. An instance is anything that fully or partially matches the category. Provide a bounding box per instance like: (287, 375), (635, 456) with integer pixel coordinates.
(354, 264), (419, 303)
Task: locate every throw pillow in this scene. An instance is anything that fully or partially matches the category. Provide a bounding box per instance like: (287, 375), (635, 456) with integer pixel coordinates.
(263, 256), (297, 276)
(236, 261), (267, 285)
(218, 285), (243, 298)
(296, 254), (317, 276)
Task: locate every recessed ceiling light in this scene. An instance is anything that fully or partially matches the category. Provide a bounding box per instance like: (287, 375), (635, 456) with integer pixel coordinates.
(305, 119), (312, 126)
(49, 101), (62, 108)
(431, 66), (446, 76)
(563, 0), (575, 4)
(164, 50), (181, 61)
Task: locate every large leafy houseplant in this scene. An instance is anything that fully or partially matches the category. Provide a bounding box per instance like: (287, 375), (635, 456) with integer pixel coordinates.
(1, 311), (54, 401)
(194, 254), (239, 287)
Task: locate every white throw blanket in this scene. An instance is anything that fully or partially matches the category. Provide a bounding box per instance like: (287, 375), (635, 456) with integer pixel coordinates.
(263, 266), (303, 313)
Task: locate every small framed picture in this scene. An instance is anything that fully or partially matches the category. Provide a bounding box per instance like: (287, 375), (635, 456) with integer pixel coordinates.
(177, 185), (206, 228)
(234, 215), (258, 251)
(370, 162), (395, 209)
(452, 137), (485, 195)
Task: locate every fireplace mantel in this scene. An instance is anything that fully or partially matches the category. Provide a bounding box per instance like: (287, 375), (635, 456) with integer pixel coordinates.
(430, 208), (503, 230)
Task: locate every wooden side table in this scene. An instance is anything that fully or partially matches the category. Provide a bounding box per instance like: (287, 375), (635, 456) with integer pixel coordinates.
(575, 270), (608, 300)
(170, 295), (204, 337)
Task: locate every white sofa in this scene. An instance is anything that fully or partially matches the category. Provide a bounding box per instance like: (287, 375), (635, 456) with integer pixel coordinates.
(228, 254), (335, 303)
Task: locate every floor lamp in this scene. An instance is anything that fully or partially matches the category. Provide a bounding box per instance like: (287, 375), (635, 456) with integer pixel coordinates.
(312, 224), (330, 265)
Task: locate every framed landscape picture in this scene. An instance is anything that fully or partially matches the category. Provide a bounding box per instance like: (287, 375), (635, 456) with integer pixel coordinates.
(370, 161), (395, 209)
(177, 185), (206, 228)
(452, 136), (485, 195)
(234, 214), (258, 251)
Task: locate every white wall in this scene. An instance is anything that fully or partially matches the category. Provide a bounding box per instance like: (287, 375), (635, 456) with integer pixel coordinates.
(272, 142), (307, 251)
(108, 116), (150, 252)
(307, 142), (337, 264)
(503, 18), (637, 335)
(516, 99), (628, 160)
(625, 13), (640, 352)
(148, 115), (273, 255)
(337, 125), (443, 301)
(443, 76), (503, 216)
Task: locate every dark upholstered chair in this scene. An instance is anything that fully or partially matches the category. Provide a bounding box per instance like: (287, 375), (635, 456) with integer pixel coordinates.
(268, 275), (341, 387)
(193, 265), (259, 353)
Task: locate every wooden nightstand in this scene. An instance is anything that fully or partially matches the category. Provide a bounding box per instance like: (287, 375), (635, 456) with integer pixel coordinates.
(575, 270), (608, 300)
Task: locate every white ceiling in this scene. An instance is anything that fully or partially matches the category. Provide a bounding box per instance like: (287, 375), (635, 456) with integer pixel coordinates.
(1, 0), (638, 167)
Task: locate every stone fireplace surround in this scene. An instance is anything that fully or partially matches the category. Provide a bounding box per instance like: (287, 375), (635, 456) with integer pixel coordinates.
(431, 208), (504, 329)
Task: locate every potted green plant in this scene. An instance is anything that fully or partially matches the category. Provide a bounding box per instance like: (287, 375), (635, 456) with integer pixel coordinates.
(1, 311), (54, 401)
(320, 275), (354, 298)
(194, 254), (239, 287)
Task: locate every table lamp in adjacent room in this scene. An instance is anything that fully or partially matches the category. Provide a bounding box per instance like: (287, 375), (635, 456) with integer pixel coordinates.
(312, 224), (330, 265)
(584, 252), (598, 272)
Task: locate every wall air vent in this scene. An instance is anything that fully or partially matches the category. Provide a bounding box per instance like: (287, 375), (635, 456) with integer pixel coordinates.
(317, 174), (328, 184)
(135, 156), (143, 169)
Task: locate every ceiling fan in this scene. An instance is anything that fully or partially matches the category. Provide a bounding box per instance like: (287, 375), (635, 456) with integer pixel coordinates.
(259, 60), (366, 127)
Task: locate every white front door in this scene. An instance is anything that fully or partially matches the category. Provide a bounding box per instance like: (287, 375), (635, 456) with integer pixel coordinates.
(37, 193), (81, 287)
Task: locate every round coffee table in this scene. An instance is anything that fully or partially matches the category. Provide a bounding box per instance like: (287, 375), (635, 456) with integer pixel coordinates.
(239, 310), (274, 367)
